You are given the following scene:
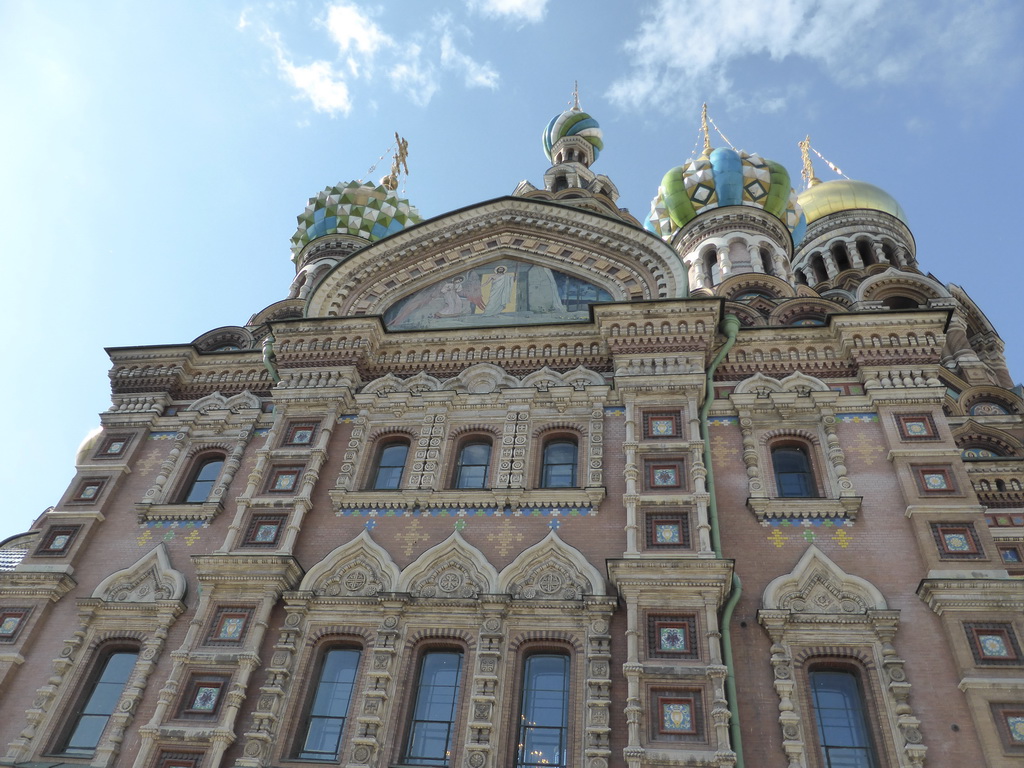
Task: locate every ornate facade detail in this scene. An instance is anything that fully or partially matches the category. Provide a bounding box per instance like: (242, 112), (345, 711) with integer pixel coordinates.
(398, 531), (499, 598)
(498, 530), (604, 599)
(759, 546), (927, 768)
(299, 530), (400, 597)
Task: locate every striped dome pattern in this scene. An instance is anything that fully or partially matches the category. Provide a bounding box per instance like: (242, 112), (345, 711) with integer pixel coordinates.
(290, 182), (422, 262)
(542, 109), (604, 162)
(645, 148), (807, 247)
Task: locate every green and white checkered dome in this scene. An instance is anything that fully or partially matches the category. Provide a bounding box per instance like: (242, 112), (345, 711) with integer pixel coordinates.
(290, 181), (422, 262)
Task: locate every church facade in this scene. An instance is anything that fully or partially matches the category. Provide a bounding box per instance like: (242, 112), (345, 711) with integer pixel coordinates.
(1, 105), (1022, 768)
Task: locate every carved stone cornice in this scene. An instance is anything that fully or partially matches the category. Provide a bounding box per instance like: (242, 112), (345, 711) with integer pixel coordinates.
(916, 577), (1024, 613)
(0, 569), (76, 601)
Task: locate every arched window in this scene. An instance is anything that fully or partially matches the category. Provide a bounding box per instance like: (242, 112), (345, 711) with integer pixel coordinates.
(402, 649), (464, 765)
(453, 440), (492, 489)
(181, 456), (224, 503)
(516, 653), (570, 768)
(541, 439), (578, 488)
(772, 445), (816, 498)
(371, 440), (409, 490)
(59, 648), (139, 756)
(809, 669), (880, 768)
(297, 647), (362, 761)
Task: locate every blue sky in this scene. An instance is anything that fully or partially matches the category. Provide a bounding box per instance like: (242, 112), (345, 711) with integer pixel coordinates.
(2, 0), (1022, 541)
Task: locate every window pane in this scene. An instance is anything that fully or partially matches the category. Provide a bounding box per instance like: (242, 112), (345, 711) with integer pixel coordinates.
(455, 442), (490, 489)
(811, 670), (877, 768)
(374, 443), (409, 490)
(62, 651), (138, 755)
(403, 651), (463, 766)
(299, 648), (360, 760)
(517, 655), (569, 768)
(542, 441), (577, 488)
(773, 447), (814, 498)
(184, 459), (223, 503)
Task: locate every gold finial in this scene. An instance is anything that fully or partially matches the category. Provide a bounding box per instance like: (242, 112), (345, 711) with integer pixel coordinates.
(572, 80), (581, 110)
(799, 135), (819, 188)
(380, 132), (410, 191)
(701, 102), (711, 154)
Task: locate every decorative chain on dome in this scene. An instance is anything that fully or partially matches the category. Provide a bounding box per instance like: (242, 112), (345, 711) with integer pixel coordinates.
(799, 135), (849, 189)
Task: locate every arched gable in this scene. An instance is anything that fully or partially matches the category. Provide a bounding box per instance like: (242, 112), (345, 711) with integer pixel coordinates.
(304, 197), (688, 324)
(300, 529), (401, 597)
(498, 530), (605, 598)
(762, 545), (887, 613)
(92, 543), (186, 603)
(398, 531), (498, 598)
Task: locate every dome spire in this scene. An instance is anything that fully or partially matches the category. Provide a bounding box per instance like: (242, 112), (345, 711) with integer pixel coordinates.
(380, 132), (410, 191)
(572, 79), (581, 111)
(701, 103), (711, 155)
(799, 135), (820, 189)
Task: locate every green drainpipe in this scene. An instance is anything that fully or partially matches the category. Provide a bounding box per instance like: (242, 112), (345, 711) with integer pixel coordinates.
(700, 313), (743, 767)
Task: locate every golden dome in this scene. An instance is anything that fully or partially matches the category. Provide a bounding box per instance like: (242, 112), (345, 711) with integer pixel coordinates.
(797, 179), (907, 227)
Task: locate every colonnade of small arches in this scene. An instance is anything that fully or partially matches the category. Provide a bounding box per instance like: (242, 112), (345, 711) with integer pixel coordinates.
(793, 236), (910, 286)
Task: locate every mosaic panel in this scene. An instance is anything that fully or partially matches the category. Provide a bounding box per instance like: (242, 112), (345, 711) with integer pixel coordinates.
(931, 523), (984, 559)
(0, 609), (29, 642)
(337, 505), (593, 518)
(895, 413), (938, 440)
(645, 513), (690, 549)
(35, 525), (81, 557)
(966, 623), (1021, 665)
(648, 614), (698, 659)
(837, 412), (879, 423)
(644, 411), (682, 438)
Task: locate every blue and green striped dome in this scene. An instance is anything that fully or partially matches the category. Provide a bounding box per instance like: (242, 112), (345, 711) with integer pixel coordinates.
(645, 148), (806, 247)
(543, 109), (603, 163)
(290, 181), (422, 263)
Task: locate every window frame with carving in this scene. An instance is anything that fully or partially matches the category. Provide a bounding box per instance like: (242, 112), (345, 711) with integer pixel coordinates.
(293, 643), (364, 762)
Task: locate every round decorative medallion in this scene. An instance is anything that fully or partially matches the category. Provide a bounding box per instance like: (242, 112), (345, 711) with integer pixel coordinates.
(591, 620), (609, 634)
(782, 724), (800, 739)
(438, 571), (464, 593)
(483, 618), (501, 632)
(344, 570), (368, 592)
(467, 751), (486, 768)
(383, 615), (399, 628)
(352, 745), (371, 763)
(141, 647), (157, 660)
(272, 652), (289, 666)
(244, 740), (263, 757)
(285, 613), (302, 627)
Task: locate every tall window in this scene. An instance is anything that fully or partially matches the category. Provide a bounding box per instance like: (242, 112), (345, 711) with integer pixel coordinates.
(516, 654), (569, 768)
(182, 456), (224, 503)
(61, 649), (138, 756)
(809, 669), (879, 768)
(772, 445), (816, 498)
(297, 648), (361, 760)
(402, 650), (464, 766)
(541, 440), (577, 488)
(372, 440), (409, 490)
(453, 441), (491, 489)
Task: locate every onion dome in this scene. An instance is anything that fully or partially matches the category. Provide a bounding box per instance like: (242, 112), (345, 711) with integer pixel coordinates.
(542, 108), (603, 163)
(645, 148), (807, 247)
(797, 179), (908, 227)
(289, 181), (422, 262)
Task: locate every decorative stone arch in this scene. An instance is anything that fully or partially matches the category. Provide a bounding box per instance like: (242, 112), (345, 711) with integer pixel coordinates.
(952, 421), (1022, 458)
(717, 272), (796, 300)
(559, 364), (606, 390)
(304, 197), (688, 320)
(398, 531), (499, 599)
(187, 389), (262, 414)
(5, 544), (186, 767)
(92, 543), (187, 602)
(192, 326), (255, 352)
(763, 546), (886, 614)
(758, 545), (926, 768)
(439, 363), (521, 394)
(299, 529), (401, 597)
(959, 385), (1023, 416)
(360, 372), (406, 396)
(498, 530), (605, 599)
(769, 298), (844, 327)
(733, 371), (832, 397)
(246, 298), (305, 327)
(856, 267), (951, 308)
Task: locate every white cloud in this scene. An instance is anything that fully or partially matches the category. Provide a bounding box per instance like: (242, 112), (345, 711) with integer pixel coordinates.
(608, 0), (1020, 113)
(437, 16), (499, 89)
(389, 44), (439, 107)
(245, 1), (504, 115)
(468, 0), (547, 23)
(323, 3), (393, 56)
